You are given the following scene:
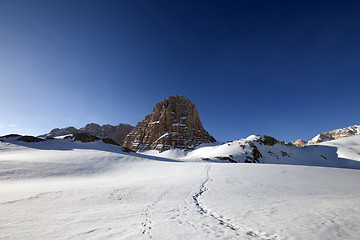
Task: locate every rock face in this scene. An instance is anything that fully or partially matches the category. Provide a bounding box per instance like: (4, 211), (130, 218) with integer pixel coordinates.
(39, 123), (134, 145)
(108, 124), (136, 145)
(73, 133), (100, 143)
(17, 136), (45, 143)
(308, 125), (360, 145)
(290, 139), (307, 147)
(102, 138), (120, 146)
(79, 123), (115, 138)
(122, 95), (216, 152)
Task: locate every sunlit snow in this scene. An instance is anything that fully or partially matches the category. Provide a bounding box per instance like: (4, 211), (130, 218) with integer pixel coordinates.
(1, 137), (360, 239)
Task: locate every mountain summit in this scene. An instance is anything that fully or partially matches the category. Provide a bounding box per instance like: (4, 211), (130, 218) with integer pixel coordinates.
(123, 95), (216, 152)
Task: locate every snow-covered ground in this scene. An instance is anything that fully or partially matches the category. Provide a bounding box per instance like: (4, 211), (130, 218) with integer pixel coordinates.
(143, 135), (360, 169)
(1, 137), (360, 239)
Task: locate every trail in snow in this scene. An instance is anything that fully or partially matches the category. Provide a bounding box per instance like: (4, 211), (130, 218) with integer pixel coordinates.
(192, 164), (280, 240)
(1, 191), (63, 205)
(141, 187), (173, 238)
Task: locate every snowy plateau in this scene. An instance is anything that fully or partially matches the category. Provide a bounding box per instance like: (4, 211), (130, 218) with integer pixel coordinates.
(1, 135), (360, 240)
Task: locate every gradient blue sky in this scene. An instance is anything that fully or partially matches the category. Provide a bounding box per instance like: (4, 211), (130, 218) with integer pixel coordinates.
(1, 0), (359, 142)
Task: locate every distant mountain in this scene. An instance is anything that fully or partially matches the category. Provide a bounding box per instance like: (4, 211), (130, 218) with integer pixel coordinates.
(307, 125), (360, 145)
(39, 127), (78, 138)
(39, 123), (134, 145)
(122, 95), (216, 152)
(79, 123), (116, 138)
(289, 124), (360, 147)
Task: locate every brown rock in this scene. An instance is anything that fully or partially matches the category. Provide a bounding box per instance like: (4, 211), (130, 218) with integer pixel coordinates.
(308, 125), (360, 145)
(108, 124), (134, 145)
(123, 95), (216, 152)
(290, 139), (307, 147)
(73, 133), (100, 143)
(17, 136), (45, 142)
(102, 137), (120, 146)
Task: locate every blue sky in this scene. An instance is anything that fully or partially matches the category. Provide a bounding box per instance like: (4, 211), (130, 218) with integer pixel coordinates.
(1, 0), (359, 142)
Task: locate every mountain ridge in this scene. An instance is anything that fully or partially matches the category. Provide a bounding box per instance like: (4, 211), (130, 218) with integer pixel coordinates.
(38, 123), (134, 145)
(290, 124), (360, 147)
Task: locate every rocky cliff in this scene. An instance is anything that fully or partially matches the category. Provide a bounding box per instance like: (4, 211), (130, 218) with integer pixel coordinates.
(122, 95), (216, 152)
(79, 123), (115, 138)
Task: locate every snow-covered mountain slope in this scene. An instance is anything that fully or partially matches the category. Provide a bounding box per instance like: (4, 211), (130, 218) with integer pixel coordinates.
(143, 135), (360, 170)
(1, 138), (360, 239)
(319, 135), (360, 162)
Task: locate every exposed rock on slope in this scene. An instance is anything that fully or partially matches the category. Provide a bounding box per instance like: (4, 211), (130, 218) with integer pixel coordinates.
(123, 95), (216, 152)
(73, 133), (100, 143)
(16, 136), (45, 143)
(308, 125), (360, 145)
(290, 139), (307, 147)
(108, 124), (135, 145)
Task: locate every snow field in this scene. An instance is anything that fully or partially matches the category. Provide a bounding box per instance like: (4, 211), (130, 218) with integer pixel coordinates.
(0, 138), (360, 239)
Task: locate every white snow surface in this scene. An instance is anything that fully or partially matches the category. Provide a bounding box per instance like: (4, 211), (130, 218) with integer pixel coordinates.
(1, 137), (360, 239)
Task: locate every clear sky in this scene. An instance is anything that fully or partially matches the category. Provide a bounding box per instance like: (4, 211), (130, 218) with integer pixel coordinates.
(1, 0), (359, 142)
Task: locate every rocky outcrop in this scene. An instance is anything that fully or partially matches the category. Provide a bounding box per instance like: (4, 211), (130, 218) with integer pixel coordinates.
(39, 123), (134, 145)
(254, 135), (279, 146)
(17, 136), (45, 142)
(0, 134), (21, 138)
(73, 133), (100, 143)
(122, 95), (216, 152)
(308, 125), (360, 145)
(290, 139), (307, 147)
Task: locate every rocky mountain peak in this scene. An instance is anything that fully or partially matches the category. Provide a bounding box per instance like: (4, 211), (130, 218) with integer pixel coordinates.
(123, 95), (216, 152)
(79, 123), (116, 138)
